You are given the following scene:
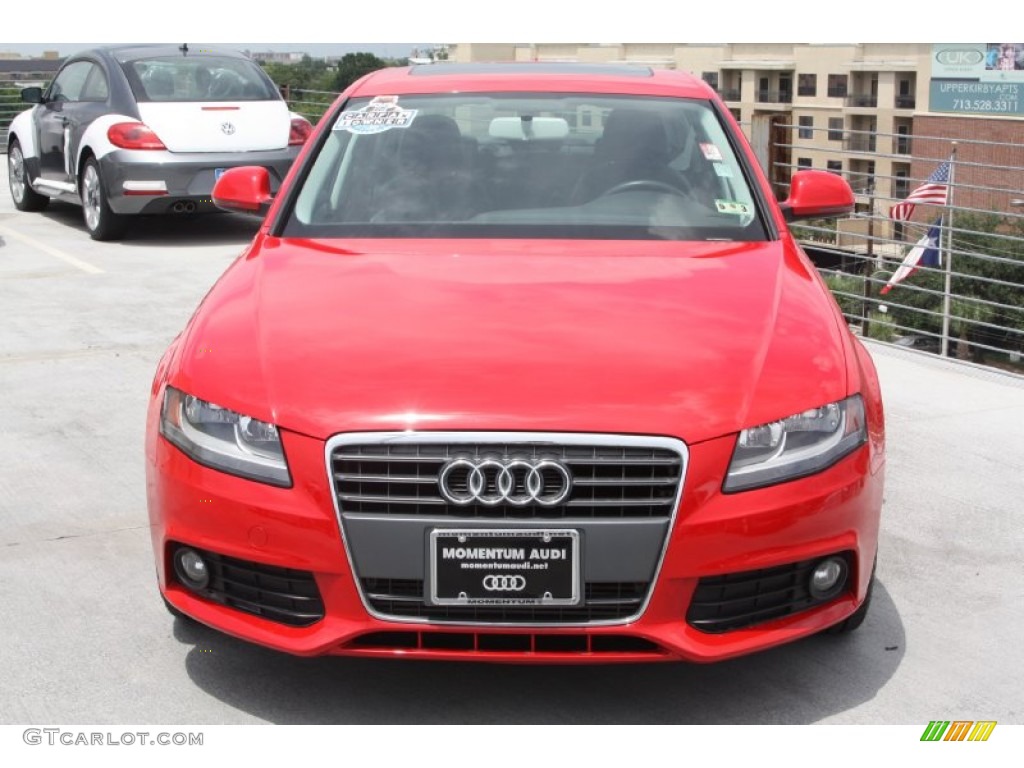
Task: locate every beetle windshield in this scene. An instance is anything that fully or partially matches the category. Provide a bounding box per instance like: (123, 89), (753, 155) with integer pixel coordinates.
(121, 56), (279, 102)
(286, 93), (767, 241)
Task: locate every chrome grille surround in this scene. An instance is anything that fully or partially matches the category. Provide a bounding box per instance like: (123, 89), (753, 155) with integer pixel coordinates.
(325, 432), (688, 627)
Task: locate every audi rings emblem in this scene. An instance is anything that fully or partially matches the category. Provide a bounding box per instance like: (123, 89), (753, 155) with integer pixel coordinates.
(438, 458), (572, 507)
(482, 574), (527, 592)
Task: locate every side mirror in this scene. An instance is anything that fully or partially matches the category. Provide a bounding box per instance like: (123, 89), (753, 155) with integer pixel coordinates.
(212, 166), (273, 217)
(21, 87), (44, 104)
(780, 170), (855, 222)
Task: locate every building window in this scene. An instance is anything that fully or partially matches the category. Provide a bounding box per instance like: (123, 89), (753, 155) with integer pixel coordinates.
(729, 108), (742, 123)
(827, 160), (843, 174)
(702, 71), (719, 90)
(894, 170), (909, 199)
(798, 73), (817, 96)
(797, 157), (812, 169)
(798, 116), (813, 139)
(828, 118), (844, 141)
(827, 74), (848, 98)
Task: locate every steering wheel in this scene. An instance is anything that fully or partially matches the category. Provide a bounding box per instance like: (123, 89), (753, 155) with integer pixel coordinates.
(601, 179), (689, 197)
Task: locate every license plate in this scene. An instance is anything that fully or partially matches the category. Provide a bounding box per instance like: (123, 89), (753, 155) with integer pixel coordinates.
(214, 168), (227, 181)
(429, 529), (580, 606)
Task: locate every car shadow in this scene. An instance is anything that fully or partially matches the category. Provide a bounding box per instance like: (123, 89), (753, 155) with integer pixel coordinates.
(174, 580), (905, 724)
(39, 201), (259, 247)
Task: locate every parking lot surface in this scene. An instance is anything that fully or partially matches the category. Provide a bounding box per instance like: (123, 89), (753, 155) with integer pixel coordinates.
(1, 165), (1022, 724)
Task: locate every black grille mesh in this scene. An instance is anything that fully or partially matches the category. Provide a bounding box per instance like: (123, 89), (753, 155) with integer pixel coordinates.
(331, 442), (682, 519)
(362, 578), (648, 623)
(686, 552), (854, 633)
(172, 545), (324, 627)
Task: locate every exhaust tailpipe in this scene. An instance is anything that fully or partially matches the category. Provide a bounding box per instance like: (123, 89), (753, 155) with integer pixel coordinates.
(171, 201), (197, 214)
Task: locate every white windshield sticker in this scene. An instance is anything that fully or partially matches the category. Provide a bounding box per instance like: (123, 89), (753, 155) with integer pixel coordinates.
(715, 199), (751, 215)
(334, 95), (418, 134)
(700, 143), (724, 161)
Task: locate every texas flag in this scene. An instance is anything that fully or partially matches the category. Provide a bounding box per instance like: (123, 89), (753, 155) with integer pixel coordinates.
(880, 218), (943, 295)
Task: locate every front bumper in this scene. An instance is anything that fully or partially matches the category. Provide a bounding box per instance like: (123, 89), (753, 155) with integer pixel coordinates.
(99, 147), (299, 215)
(146, 414), (883, 664)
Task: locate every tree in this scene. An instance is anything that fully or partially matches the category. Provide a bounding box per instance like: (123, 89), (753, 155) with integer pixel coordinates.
(333, 53), (388, 92)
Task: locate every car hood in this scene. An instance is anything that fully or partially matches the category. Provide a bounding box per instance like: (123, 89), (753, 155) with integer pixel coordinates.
(175, 237), (848, 444)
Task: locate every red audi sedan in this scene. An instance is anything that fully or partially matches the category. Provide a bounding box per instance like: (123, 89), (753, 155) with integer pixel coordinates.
(145, 63), (885, 663)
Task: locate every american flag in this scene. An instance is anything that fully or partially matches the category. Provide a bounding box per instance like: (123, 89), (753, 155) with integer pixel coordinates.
(889, 161), (951, 221)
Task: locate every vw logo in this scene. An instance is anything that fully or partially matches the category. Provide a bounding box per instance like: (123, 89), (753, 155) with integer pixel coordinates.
(483, 574), (526, 592)
(438, 457), (572, 507)
(220, 122), (236, 136)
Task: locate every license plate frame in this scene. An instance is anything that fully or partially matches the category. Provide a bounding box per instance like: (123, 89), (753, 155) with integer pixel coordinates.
(429, 529), (580, 607)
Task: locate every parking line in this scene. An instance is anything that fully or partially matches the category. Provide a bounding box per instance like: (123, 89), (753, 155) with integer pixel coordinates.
(0, 224), (104, 274)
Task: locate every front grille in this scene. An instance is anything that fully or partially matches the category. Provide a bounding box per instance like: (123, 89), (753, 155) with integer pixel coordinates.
(172, 545), (324, 627)
(686, 552), (854, 633)
(347, 631), (664, 656)
(331, 442), (682, 518)
(362, 578), (647, 623)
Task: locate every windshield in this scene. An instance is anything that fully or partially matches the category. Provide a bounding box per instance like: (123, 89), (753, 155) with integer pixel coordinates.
(286, 93), (767, 241)
(121, 56), (279, 102)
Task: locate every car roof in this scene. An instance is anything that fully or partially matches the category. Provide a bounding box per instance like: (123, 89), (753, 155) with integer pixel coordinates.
(351, 63), (717, 99)
(89, 45), (251, 64)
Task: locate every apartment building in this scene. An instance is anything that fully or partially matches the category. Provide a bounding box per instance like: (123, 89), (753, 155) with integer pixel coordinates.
(450, 43), (1023, 215)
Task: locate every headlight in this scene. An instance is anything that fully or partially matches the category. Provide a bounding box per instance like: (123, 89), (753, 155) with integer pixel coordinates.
(724, 394), (866, 492)
(159, 386), (291, 487)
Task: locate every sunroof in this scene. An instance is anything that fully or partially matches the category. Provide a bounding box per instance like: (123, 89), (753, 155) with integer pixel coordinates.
(409, 62), (653, 77)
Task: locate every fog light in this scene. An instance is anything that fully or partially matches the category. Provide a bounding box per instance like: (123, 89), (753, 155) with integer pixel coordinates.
(175, 548), (210, 591)
(809, 557), (847, 599)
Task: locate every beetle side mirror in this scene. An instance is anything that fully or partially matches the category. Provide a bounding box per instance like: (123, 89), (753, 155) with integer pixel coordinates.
(780, 170), (855, 222)
(21, 87), (44, 104)
(212, 166), (274, 217)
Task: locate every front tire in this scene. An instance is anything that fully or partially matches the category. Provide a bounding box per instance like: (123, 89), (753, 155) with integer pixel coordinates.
(80, 158), (126, 241)
(7, 140), (50, 212)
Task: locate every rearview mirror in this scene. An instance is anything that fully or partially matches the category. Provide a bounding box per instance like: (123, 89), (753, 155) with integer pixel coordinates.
(21, 87), (44, 104)
(489, 116), (570, 141)
(212, 167), (273, 217)
(780, 170), (855, 222)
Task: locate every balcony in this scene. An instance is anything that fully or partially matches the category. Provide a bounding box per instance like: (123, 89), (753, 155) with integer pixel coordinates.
(845, 94), (878, 108)
(719, 88), (742, 102)
(756, 90), (793, 104)
(892, 136), (912, 155)
(895, 95), (916, 109)
(843, 136), (877, 153)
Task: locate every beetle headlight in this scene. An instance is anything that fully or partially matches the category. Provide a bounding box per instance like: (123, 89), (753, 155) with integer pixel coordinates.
(159, 386), (291, 487)
(724, 394), (866, 492)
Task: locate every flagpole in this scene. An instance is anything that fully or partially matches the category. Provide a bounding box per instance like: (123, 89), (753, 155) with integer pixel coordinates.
(940, 143), (957, 358)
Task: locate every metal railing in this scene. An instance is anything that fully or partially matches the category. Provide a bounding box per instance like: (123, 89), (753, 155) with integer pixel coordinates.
(1, 76), (341, 154)
(1, 71), (54, 154)
(278, 87), (340, 125)
(772, 123), (1024, 373)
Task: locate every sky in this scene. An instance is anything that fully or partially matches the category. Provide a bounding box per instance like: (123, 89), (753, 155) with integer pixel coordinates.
(0, 0), (996, 53)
